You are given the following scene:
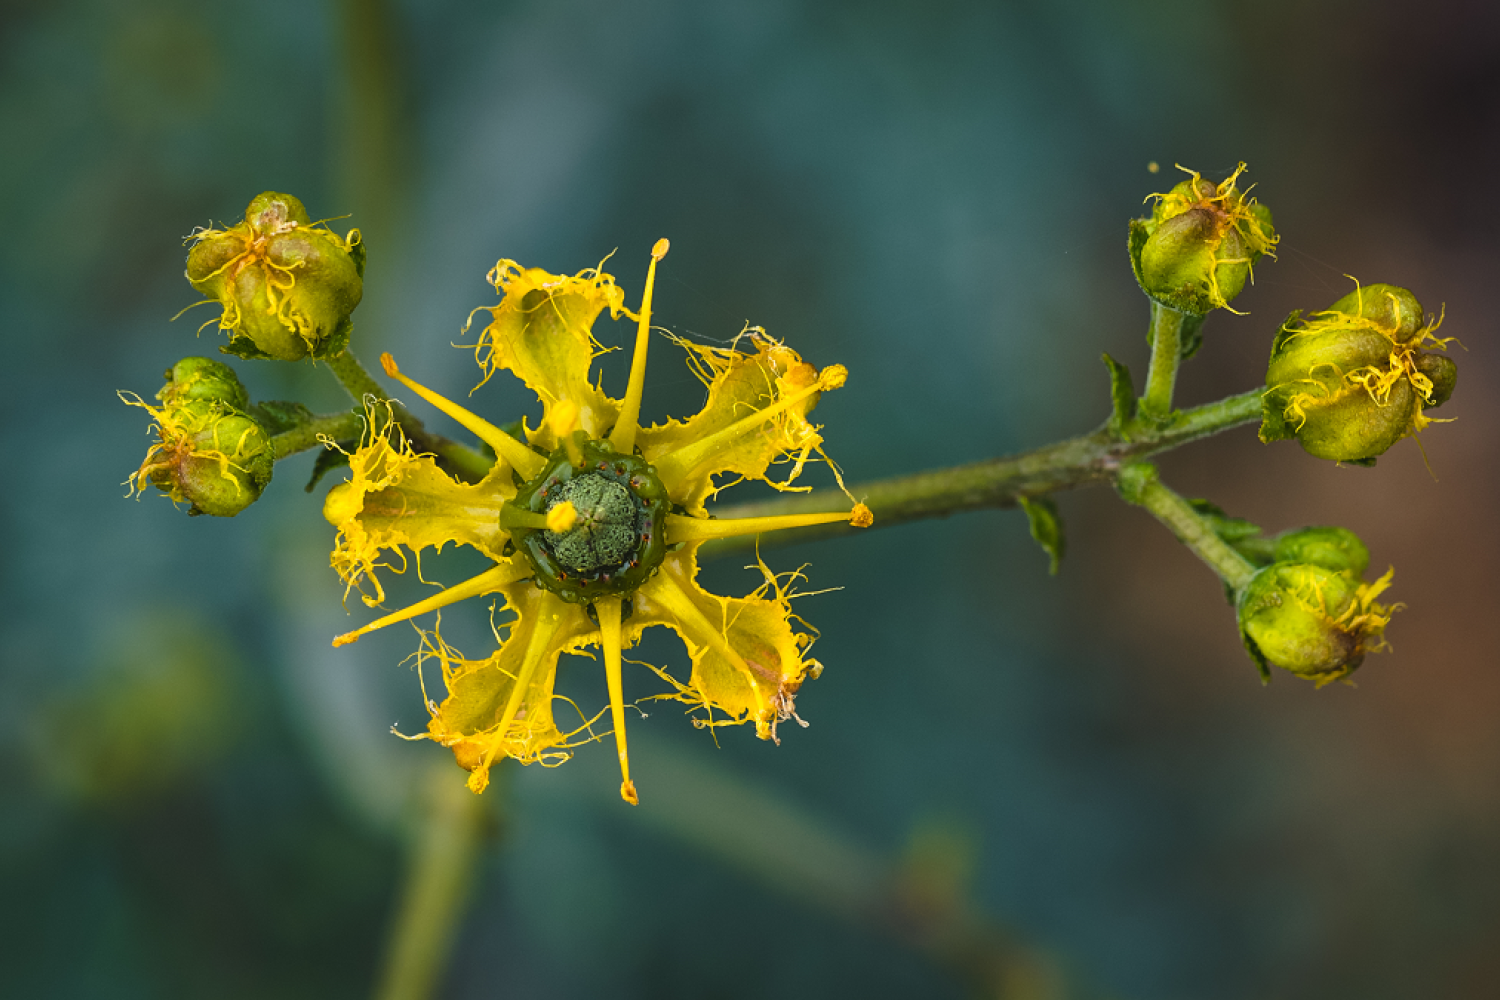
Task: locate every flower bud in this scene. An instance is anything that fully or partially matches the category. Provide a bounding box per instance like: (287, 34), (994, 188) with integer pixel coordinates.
(185, 191), (363, 362)
(123, 387), (274, 517)
(1128, 163), (1277, 315)
(1236, 562), (1394, 685)
(1260, 283), (1455, 462)
(1272, 526), (1369, 576)
(157, 356), (249, 410)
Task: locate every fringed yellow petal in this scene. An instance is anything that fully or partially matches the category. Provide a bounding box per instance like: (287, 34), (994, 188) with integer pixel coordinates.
(638, 332), (833, 515)
(419, 584), (596, 794)
(323, 404), (513, 607)
(634, 546), (819, 743)
(464, 260), (628, 445)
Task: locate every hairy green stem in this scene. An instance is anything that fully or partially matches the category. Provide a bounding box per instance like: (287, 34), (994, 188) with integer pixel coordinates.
(269, 411), (365, 459)
(321, 349), (493, 481)
(372, 769), (487, 1000)
(1118, 462), (1256, 591)
(701, 388), (1263, 559)
(1139, 302), (1202, 417)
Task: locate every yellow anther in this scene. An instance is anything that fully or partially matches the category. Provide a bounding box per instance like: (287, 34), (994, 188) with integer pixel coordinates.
(551, 398), (580, 437)
(651, 238), (670, 260)
(546, 501), (578, 533)
(819, 364), (848, 390)
(850, 503), (874, 528)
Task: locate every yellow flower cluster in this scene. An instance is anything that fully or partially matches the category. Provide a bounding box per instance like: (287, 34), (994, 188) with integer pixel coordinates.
(322, 241), (870, 803)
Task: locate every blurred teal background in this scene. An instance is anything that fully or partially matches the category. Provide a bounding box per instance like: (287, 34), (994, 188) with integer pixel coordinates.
(3, 1), (1499, 997)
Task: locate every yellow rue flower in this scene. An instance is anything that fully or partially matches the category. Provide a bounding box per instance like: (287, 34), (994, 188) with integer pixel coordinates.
(323, 240), (871, 804)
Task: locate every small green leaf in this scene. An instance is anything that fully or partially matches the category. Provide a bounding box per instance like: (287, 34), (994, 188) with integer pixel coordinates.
(305, 444), (353, 492)
(1018, 495), (1065, 575)
(251, 399), (315, 435)
(1101, 353), (1136, 429)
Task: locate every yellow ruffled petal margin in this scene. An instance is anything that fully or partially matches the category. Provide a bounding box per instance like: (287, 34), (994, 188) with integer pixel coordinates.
(323, 402), (516, 607)
(463, 260), (628, 444)
(329, 244), (871, 804)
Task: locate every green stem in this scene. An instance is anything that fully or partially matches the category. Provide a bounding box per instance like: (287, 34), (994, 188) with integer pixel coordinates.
(1139, 301), (1201, 417)
(269, 411), (365, 459)
(700, 388), (1263, 559)
(372, 769), (487, 1000)
(321, 349), (494, 482)
(1118, 462), (1256, 591)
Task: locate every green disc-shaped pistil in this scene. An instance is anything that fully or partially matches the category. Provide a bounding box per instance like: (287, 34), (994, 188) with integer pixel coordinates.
(545, 474), (638, 573)
(508, 439), (672, 605)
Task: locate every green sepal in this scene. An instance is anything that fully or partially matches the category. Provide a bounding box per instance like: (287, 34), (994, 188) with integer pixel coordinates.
(1018, 495), (1065, 575)
(219, 335), (276, 362)
(1177, 312), (1206, 360)
(348, 238), (366, 279)
(214, 302), (353, 362)
(305, 444), (354, 492)
(1189, 499), (1273, 568)
(1101, 353), (1136, 430)
(251, 399), (315, 435)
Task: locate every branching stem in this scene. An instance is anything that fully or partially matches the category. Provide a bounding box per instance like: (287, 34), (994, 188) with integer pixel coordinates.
(1118, 462), (1257, 591)
(269, 410), (365, 459)
(700, 388), (1263, 559)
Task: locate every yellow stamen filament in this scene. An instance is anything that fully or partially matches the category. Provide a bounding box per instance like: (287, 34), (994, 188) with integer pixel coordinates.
(609, 238), (670, 456)
(474, 593), (566, 787)
(380, 353), (545, 480)
(550, 398), (584, 467)
(638, 573), (769, 722)
(332, 560), (529, 647)
(652, 365), (845, 489)
(498, 502), (575, 532)
(595, 596), (637, 805)
(663, 504), (872, 545)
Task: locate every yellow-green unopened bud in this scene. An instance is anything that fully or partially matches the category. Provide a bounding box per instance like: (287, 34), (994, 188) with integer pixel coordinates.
(158, 356), (249, 410)
(1260, 282), (1455, 463)
(123, 395), (274, 517)
(1236, 562), (1395, 685)
(1128, 163), (1277, 316)
(1272, 526), (1369, 576)
(185, 191), (363, 362)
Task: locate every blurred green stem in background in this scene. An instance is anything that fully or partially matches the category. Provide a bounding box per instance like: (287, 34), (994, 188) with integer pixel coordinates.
(702, 388), (1262, 559)
(373, 767), (488, 1000)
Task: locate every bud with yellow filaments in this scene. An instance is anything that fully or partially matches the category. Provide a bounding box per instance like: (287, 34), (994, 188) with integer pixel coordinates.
(1129, 163), (1277, 317)
(1236, 561), (1397, 686)
(1260, 282), (1456, 463)
(121, 358), (272, 517)
(184, 191), (363, 362)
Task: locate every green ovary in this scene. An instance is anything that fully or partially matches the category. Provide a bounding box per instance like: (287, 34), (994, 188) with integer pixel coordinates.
(544, 473), (639, 573)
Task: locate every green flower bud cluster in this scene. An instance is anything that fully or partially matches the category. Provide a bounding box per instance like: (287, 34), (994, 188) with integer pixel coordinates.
(1260, 283), (1455, 463)
(1129, 163), (1277, 317)
(186, 191), (364, 362)
(1234, 526), (1396, 686)
(122, 357), (274, 517)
